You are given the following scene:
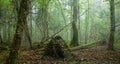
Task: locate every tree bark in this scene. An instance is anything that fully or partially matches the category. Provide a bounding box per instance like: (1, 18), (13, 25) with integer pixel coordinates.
(0, 7), (3, 44)
(0, 34), (2, 43)
(85, 0), (89, 44)
(78, 5), (81, 43)
(6, 0), (30, 64)
(108, 0), (115, 50)
(24, 0), (32, 49)
(40, 0), (49, 42)
(70, 0), (79, 47)
(24, 25), (32, 49)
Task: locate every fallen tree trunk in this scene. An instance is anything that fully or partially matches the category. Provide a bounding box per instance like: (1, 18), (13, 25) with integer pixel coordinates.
(71, 40), (106, 51)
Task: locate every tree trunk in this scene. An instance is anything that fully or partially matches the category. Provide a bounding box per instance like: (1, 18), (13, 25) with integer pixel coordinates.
(108, 0), (115, 50)
(0, 34), (2, 43)
(85, 0), (89, 44)
(24, 25), (32, 49)
(6, 0), (29, 64)
(41, 0), (49, 42)
(0, 7), (3, 44)
(85, 14), (88, 44)
(78, 5), (81, 43)
(70, 0), (79, 47)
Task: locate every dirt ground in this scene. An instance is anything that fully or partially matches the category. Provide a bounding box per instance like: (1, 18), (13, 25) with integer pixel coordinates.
(17, 46), (120, 64)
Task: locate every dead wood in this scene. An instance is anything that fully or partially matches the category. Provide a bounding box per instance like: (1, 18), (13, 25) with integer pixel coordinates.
(71, 40), (106, 51)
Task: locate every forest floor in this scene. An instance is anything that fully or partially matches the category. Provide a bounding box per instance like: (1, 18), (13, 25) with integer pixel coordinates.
(0, 46), (120, 64)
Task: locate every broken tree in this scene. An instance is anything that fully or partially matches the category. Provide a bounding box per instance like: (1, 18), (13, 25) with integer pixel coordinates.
(44, 35), (66, 58)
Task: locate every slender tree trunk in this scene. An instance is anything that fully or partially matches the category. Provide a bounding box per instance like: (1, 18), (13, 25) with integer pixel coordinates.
(40, 0), (49, 42)
(29, 4), (33, 44)
(85, 14), (88, 44)
(6, 0), (29, 64)
(0, 7), (3, 44)
(7, 20), (11, 42)
(3, 24), (7, 42)
(70, 0), (79, 47)
(78, 5), (81, 43)
(85, 0), (89, 44)
(0, 34), (2, 43)
(108, 0), (115, 50)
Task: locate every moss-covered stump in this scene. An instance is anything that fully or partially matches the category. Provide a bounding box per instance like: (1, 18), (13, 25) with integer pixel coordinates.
(44, 35), (66, 58)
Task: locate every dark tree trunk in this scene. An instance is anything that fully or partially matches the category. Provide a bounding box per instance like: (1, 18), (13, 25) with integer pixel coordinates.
(6, 0), (29, 64)
(0, 34), (2, 43)
(0, 7), (3, 44)
(108, 0), (115, 50)
(70, 0), (78, 47)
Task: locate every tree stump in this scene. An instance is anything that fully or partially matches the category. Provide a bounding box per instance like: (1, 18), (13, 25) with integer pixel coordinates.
(44, 35), (66, 58)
